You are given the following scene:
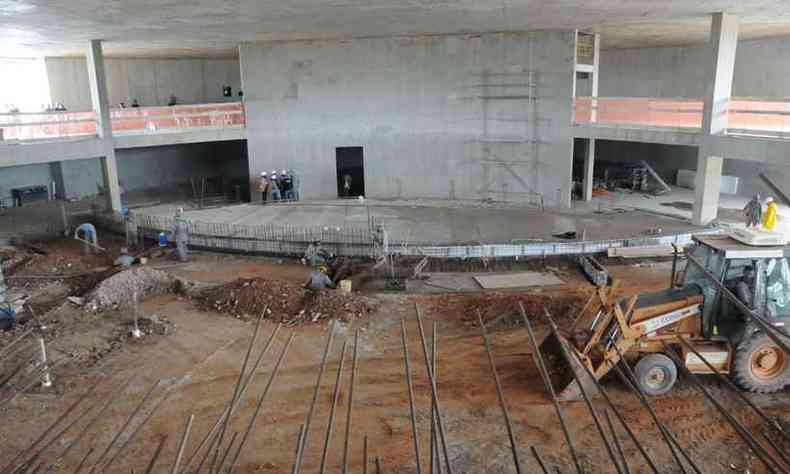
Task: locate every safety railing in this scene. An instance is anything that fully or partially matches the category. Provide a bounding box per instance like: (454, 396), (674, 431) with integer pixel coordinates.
(573, 97), (703, 130)
(0, 102), (245, 143)
(0, 111), (97, 142)
(726, 98), (790, 138)
(111, 102), (245, 135)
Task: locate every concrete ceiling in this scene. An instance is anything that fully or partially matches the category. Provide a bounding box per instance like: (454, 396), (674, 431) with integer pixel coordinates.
(2, 0), (790, 57)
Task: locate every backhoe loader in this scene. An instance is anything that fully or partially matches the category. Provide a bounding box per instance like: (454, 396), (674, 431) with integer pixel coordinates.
(541, 234), (790, 400)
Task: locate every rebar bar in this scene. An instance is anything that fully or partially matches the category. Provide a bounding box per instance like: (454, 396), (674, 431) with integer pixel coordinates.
(400, 319), (423, 474)
(477, 310), (522, 474)
(341, 330), (360, 474)
(563, 346), (659, 474)
(429, 322), (441, 474)
(603, 410), (629, 474)
(414, 305), (453, 474)
(54, 376), (137, 467)
(542, 308), (624, 474)
(210, 310), (266, 473)
(675, 335), (790, 444)
(0, 326), (35, 360)
(661, 344), (786, 474)
(1, 377), (101, 474)
(363, 434), (369, 474)
(519, 303), (583, 474)
(73, 446), (94, 474)
(170, 414), (194, 474)
(530, 446), (549, 474)
(143, 436), (168, 474)
(608, 353), (696, 474)
(88, 379), (161, 474)
(215, 431), (238, 474)
(293, 320), (336, 474)
(227, 333), (295, 471)
(761, 430), (790, 470)
(101, 389), (169, 473)
(318, 340), (347, 474)
(183, 323), (281, 472)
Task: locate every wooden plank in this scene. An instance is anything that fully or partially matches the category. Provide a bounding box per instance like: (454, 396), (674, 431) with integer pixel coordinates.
(473, 272), (563, 289)
(607, 245), (676, 258)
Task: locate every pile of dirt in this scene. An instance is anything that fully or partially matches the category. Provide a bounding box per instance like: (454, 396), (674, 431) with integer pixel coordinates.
(196, 277), (377, 325)
(87, 267), (176, 312)
(421, 290), (589, 329)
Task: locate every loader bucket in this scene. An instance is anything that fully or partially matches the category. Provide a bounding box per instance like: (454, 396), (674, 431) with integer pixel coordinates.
(537, 331), (599, 402)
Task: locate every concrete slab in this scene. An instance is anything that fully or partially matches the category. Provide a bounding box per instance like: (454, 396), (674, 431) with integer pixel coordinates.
(473, 272), (564, 289)
(136, 197), (710, 245)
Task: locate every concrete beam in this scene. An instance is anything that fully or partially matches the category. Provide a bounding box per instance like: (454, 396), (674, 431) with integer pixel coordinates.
(86, 40), (122, 212)
(113, 127), (246, 149)
(573, 125), (702, 147)
(0, 138), (105, 167)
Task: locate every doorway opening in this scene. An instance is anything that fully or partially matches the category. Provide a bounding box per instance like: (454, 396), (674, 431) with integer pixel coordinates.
(336, 147), (365, 198)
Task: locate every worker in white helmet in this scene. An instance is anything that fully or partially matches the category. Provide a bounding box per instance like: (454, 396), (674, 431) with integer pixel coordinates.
(280, 169), (294, 201)
(256, 171), (270, 203)
(290, 169), (300, 201)
(270, 170), (281, 201)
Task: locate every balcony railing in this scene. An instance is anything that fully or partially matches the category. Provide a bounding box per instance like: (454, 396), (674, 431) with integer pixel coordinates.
(727, 99), (790, 137)
(574, 97), (790, 138)
(1, 102), (245, 143)
(111, 102), (245, 135)
(0, 111), (97, 142)
(573, 97), (703, 130)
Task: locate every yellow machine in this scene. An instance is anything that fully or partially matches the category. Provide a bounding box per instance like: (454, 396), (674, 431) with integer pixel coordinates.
(542, 235), (790, 400)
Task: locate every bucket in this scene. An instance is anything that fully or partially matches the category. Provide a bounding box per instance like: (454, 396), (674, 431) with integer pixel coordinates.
(340, 279), (352, 293)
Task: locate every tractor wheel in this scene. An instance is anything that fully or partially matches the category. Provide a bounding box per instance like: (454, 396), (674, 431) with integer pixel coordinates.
(733, 332), (790, 393)
(634, 353), (678, 396)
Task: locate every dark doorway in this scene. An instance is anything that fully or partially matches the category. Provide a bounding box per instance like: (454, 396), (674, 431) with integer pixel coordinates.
(336, 147), (365, 198)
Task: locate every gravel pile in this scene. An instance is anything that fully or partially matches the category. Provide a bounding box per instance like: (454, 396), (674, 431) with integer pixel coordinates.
(196, 277), (377, 325)
(88, 267), (176, 312)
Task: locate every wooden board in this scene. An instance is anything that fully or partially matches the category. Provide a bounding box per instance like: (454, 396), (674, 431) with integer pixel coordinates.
(473, 272), (564, 289)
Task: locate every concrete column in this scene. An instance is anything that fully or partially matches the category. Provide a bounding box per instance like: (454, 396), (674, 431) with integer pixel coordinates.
(86, 40), (122, 212)
(582, 139), (595, 201)
(693, 155), (724, 225)
(581, 34), (599, 202)
(692, 13), (738, 225)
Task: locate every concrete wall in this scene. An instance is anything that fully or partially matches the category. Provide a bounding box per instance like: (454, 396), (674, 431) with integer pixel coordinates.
(46, 57), (242, 111)
(0, 163), (54, 203)
(240, 31), (576, 207)
(0, 141), (248, 203)
(599, 35), (790, 98)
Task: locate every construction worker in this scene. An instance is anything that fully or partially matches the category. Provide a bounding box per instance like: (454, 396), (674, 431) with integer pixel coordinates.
(74, 223), (98, 255)
(744, 194), (762, 228)
(173, 207), (190, 262)
(280, 169), (294, 200)
(270, 170), (281, 201)
(305, 265), (336, 291)
(343, 174), (352, 197)
(114, 247), (135, 268)
(256, 172), (270, 203)
(763, 197), (778, 231)
(303, 239), (331, 267)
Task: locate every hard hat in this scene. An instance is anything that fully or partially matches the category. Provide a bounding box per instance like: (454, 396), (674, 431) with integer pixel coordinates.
(260, 171), (267, 176)
(282, 169), (287, 175)
(767, 197), (775, 203)
(319, 265), (328, 273)
(271, 170), (277, 175)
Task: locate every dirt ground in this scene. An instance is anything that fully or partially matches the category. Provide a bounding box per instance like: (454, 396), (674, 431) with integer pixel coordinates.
(1, 244), (789, 473)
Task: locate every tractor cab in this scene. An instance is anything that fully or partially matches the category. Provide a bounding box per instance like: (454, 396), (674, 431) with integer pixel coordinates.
(683, 235), (790, 344)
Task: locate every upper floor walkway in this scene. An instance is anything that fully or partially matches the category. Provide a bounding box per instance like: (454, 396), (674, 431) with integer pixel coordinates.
(573, 97), (790, 164)
(0, 102), (246, 167)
